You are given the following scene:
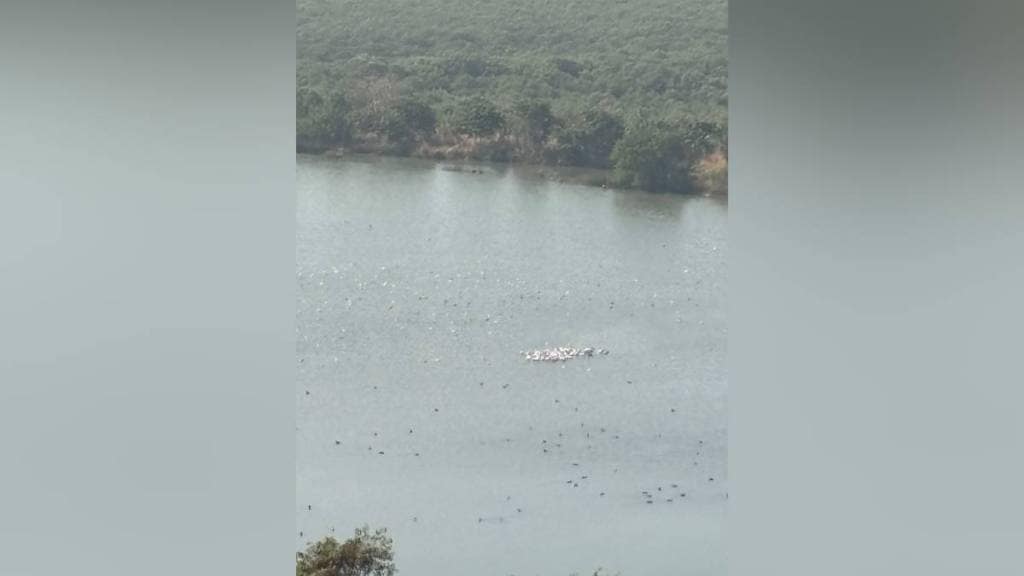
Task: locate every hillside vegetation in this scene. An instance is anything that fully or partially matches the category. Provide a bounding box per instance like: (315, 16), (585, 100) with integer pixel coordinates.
(297, 0), (727, 193)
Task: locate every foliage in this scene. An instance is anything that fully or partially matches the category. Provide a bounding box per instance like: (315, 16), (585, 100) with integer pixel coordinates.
(611, 117), (692, 192)
(296, 0), (727, 192)
(296, 527), (395, 576)
(548, 109), (625, 168)
(382, 97), (437, 150)
(510, 98), (557, 161)
(295, 527), (627, 576)
(447, 96), (505, 137)
(610, 115), (729, 192)
(691, 151), (728, 195)
(297, 88), (350, 152)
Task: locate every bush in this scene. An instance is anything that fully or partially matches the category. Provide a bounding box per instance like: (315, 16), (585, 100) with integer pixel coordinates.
(296, 527), (395, 576)
(510, 98), (557, 161)
(611, 117), (696, 193)
(296, 0), (729, 191)
(449, 96), (505, 136)
(383, 97), (437, 143)
(547, 110), (624, 168)
(297, 88), (349, 152)
(691, 151), (728, 195)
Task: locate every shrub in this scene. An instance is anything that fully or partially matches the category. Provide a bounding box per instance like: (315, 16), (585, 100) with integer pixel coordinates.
(510, 98), (557, 161)
(296, 527), (395, 576)
(383, 97), (437, 143)
(611, 116), (695, 193)
(297, 88), (349, 152)
(547, 109), (624, 168)
(449, 96), (505, 136)
(691, 151), (728, 195)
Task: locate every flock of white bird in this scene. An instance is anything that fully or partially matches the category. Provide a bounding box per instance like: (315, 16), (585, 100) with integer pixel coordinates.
(521, 346), (609, 362)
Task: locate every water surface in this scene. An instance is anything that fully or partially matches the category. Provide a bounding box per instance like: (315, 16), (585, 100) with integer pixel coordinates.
(297, 155), (727, 575)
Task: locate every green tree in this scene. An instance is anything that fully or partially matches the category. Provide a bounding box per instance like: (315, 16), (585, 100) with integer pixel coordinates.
(611, 117), (697, 193)
(295, 0), (728, 191)
(450, 96), (505, 136)
(296, 527), (396, 576)
(383, 97), (437, 143)
(297, 88), (350, 152)
(549, 109), (624, 168)
(680, 119), (726, 156)
(510, 98), (556, 161)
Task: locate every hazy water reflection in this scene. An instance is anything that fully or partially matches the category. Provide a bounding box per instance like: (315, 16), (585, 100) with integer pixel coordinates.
(297, 155), (727, 576)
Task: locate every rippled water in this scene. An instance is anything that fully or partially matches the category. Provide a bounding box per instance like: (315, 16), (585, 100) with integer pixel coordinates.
(297, 154), (727, 576)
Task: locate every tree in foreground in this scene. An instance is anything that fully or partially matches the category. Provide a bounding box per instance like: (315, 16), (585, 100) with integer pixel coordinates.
(296, 526), (396, 576)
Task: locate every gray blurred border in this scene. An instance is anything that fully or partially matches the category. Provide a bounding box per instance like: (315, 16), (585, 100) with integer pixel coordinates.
(731, 0), (1024, 574)
(5, 0), (1024, 574)
(1, 2), (294, 574)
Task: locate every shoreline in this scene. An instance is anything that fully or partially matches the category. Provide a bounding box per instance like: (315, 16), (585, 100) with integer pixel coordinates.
(306, 146), (728, 198)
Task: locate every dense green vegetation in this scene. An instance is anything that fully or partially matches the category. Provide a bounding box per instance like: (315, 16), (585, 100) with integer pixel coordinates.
(297, 0), (727, 193)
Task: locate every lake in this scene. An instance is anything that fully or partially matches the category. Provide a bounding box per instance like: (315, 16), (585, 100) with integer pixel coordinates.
(296, 154), (727, 576)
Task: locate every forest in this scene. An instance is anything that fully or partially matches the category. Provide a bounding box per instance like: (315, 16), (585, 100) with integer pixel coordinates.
(297, 0), (727, 194)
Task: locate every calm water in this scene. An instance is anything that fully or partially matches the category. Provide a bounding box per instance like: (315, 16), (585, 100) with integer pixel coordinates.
(297, 154), (727, 576)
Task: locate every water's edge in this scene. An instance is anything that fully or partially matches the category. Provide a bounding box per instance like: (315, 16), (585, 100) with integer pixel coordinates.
(301, 151), (728, 200)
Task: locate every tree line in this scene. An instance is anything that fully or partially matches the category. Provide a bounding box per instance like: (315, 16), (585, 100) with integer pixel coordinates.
(297, 0), (727, 193)
(297, 89), (726, 194)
